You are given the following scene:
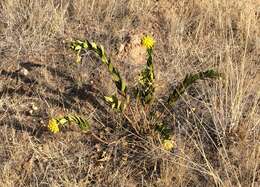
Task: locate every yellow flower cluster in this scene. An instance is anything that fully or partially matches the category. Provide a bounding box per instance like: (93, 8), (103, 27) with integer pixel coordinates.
(162, 139), (174, 151)
(48, 119), (59, 133)
(141, 35), (155, 49)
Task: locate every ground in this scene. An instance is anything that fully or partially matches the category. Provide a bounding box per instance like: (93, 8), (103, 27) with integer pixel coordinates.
(0, 0), (259, 186)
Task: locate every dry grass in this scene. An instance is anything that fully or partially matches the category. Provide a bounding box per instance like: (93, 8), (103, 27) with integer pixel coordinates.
(0, 0), (259, 186)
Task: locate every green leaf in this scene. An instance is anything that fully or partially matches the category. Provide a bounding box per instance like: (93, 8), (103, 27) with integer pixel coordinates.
(76, 53), (81, 63)
(68, 115), (91, 131)
(58, 118), (68, 126)
(121, 80), (126, 92)
(112, 74), (120, 82)
(108, 62), (114, 72)
(104, 96), (113, 102)
(91, 42), (97, 49)
(83, 42), (88, 49)
(75, 45), (82, 51)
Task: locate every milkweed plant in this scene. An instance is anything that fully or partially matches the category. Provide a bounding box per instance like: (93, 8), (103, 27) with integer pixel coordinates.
(48, 35), (220, 151)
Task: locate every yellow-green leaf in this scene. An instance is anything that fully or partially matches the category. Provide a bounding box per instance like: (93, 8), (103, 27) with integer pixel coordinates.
(104, 96), (113, 102)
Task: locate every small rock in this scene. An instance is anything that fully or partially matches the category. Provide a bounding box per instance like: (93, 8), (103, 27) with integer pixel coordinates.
(31, 103), (38, 111)
(29, 110), (34, 115)
(20, 68), (29, 76)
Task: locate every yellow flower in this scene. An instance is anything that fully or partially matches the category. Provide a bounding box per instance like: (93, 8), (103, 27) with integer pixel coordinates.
(162, 139), (174, 151)
(48, 118), (59, 133)
(141, 35), (155, 49)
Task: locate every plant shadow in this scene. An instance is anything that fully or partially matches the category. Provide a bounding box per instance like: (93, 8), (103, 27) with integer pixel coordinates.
(0, 60), (112, 138)
(0, 117), (48, 139)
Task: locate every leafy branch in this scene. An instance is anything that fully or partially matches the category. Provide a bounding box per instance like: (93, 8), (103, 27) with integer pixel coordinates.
(137, 40), (155, 105)
(168, 69), (221, 106)
(70, 40), (127, 96)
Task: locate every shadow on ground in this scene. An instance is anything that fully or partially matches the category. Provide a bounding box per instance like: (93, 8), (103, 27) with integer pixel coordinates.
(0, 60), (112, 138)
